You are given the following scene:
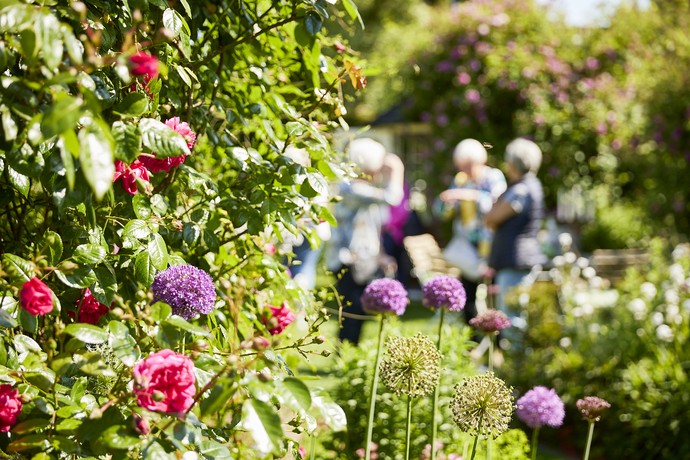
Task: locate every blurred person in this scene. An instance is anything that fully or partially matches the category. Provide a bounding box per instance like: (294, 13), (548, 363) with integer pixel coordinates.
(382, 182), (413, 286)
(436, 138), (506, 327)
(328, 138), (405, 344)
(485, 138), (547, 335)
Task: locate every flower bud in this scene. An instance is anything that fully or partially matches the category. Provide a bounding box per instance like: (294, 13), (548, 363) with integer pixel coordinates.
(252, 336), (271, 351)
(133, 413), (150, 435)
(313, 335), (325, 344)
(152, 390), (165, 402)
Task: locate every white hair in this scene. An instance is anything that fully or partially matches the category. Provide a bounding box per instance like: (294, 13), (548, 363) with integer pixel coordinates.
(453, 138), (487, 165)
(348, 138), (386, 173)
(505, 138), (542, 174)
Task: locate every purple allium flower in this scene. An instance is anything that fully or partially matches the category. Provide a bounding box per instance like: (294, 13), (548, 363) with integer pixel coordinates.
(469, 309), (511, 334)
(151, 265), (216, 320)
(516, 386), (565, 429)
(361, 279), (408, 315)
(422, 275), (466, 312)
(576, 396), (611, 422)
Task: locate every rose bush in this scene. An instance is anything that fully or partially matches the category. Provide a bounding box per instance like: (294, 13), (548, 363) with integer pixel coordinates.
(0, 0), (360, 456)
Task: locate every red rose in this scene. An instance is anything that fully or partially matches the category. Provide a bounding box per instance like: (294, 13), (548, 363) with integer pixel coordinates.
(20, 277), (54, 316)
(129, 51), (159, 83)
(0, 384), (22, 432)
(263, 302), (296, 335)
(132, 349), (196, 414)
(138, 117), (196, 173)
(75, 288), (109, 325)
(113, 160), (151, 195)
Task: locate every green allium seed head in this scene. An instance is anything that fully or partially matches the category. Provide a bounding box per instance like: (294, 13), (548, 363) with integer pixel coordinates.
(450, 372), (514, 439)
(379, 333), (442, 397)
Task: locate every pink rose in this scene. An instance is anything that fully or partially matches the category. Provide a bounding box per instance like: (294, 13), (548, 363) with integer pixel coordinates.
(129, 51), (159, 83)
(113, 160), (151, 195)
(138, 117), (197, 173)
(263, 302), (296, 335)
(74, 288), (109, 325)
(132, 349), (196, 414)
(20, 277), (54, 316)
(0, 384), (22, 432)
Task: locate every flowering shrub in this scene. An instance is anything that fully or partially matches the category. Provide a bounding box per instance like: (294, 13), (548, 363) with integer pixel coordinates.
(0, 0), (362, 457)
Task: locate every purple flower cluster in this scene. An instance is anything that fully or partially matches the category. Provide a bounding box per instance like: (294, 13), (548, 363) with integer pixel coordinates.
(516, 386), (565, 429)
(361, 278), (408, 315)
(151, 265), (216, 320)
(422, 275), (466, 312)
(469, 309), (511, 334)
(576, 396), (611, 422)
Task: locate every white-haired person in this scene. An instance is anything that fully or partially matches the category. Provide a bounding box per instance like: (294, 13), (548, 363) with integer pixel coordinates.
(485, 138), (547, 339)
(328, 137), (405, 344)
(436, 138), (506, 329)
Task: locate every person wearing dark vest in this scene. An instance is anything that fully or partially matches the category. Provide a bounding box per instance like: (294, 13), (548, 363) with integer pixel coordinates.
(485, 138), (547, 340)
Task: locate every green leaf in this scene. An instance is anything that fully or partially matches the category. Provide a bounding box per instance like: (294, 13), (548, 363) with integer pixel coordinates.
(282, 377), (312, 411)
(312, 393), (347, 432)
(304, 13), (323, 36)
(200, 384), (235, 419)
(150, 302), (172, 322)
(73, 243), (107, 266)
(100, 425), (141, 450)
(163, 8), (189, 38)
(41, 231), (63, 266)
(6, 434), (50, 453)
(306, 171), (329, 197)
(37, 13), (63, 70)
(143, 441), (175, 459)
(108, 321), (139, 367)
(7, 144), (44, 178)
(123, 219), (152, 240)
(78, 121), (114, 200)
(2, 254), (34, 283)
(63, 323), (109, 344)
(113, 92), (149, 117)
(55, 266), (97, 289)
(61, 24), (83, 65)
(41, 96), (83, 139)
(164, 316), (210, 336)
(11, 419), (50, 435)
(198, 440), (232, 459)
(56, 418), (83, 434)
(112, 121), (141, 163)
(94, 264), (117, 304)
(240, 399), (283, 456)
(341, 0), (364, 29)
(148, 233), (168, 271)
(7, 164), (29, 197)
(58, 130), (78, 189)
(24, 368), (56, 392)
(140, 118), (190, 159)
(19, 308), (37, 333)
(0, 309), (18, 328)
(134, 251), (156, 286)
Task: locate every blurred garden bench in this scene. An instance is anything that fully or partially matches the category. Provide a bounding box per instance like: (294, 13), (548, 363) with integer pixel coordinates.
(590, 248), (649, 284)
(403, 233), (460, 284)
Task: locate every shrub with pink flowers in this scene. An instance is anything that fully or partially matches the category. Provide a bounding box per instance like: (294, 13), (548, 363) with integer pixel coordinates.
(0, 0), (360, 457)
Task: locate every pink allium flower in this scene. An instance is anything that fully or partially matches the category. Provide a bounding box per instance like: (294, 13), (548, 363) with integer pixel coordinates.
(20, 277), (54, 316)
(129, 51), (159, 82)
(516, 386), (565, 429)
(264, 302), (296, 335)
(0, 384), (22, 432)
(74, 288), (109, 325)
(469, 309), (511, 334)
(576, 396), (611, 422)
(139, 117), (197, 173)
(361, 278), (408, 315)
(422, 275), (466, 312)
(113, 160), (151, 195)
(132, 349), (196, 414)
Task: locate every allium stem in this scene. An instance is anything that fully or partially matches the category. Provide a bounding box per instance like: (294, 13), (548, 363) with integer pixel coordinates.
(488, 335), (495, 373)
(405, 392), (413, 460)
(365, 315), (386, 460)
(469, 413), (483, 460)
(430, 308), (445, 460)
(583, 421), (595, 460)
(531, 426), (540, 460)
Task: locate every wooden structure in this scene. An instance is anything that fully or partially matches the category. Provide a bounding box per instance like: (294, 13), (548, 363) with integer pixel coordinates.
(403, 233), (460, 283)
(590, 248), (649, 284)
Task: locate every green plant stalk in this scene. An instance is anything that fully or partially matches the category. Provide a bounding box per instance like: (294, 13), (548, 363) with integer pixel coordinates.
(531, 426), (540, 460)
(469, 413), (483, 460)
(488, 334), (494, 373)
(309, 431), (316, 460)
(430, 307), (445, 460)
(405, 392), (413, 460)
(583, 421), (595, 460)
(365, 315), (387, 460)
